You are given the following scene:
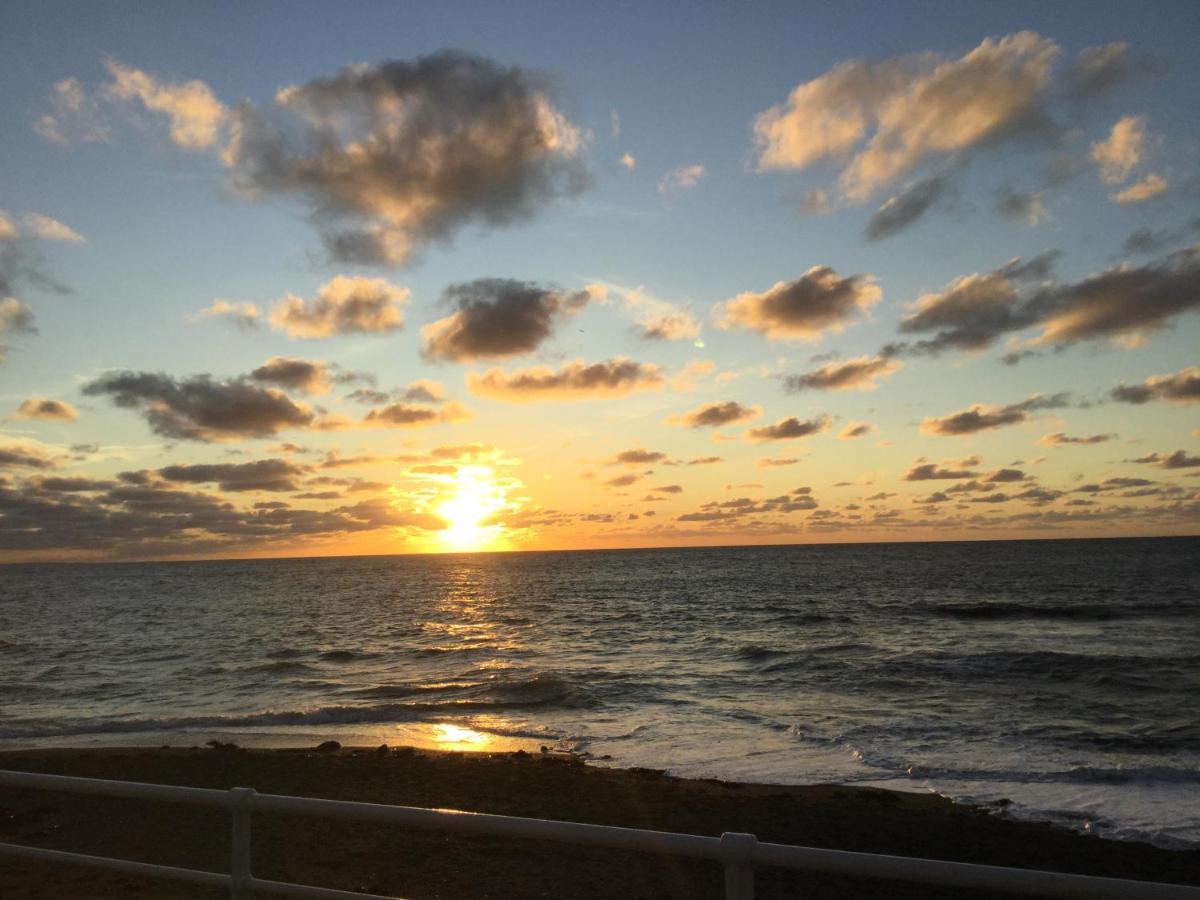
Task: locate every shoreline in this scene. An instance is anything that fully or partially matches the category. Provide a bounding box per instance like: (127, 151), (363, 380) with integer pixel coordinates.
(1, 745), (1197, 898)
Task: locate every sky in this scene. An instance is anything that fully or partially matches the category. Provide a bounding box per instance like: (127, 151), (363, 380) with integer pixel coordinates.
(0, 0), (1197, 561)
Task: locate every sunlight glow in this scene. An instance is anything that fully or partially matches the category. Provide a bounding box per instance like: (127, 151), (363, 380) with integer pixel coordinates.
(435, 465), (509, 551)
(431, 723), (490, 747)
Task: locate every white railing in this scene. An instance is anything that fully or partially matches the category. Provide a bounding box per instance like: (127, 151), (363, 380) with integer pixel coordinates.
(1, 769), (1198, 899)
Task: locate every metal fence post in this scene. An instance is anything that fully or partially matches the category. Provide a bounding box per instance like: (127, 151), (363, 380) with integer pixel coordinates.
(228, 787), (256, 899)
(720, 832), (758, 900)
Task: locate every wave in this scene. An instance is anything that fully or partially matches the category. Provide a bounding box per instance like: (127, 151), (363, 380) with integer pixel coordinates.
(905, 762), (1200, 787)
(0, 672), (598, 740)
(924, 601), (1191, 621)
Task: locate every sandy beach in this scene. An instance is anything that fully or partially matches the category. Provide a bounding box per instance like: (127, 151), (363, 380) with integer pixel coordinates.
(1, 745), (1197, 899)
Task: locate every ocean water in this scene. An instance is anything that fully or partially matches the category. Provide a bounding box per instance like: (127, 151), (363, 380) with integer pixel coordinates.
(1, 537), (1198, 849)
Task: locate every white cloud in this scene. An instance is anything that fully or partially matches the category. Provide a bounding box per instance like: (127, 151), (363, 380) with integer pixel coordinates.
(1090, 116), (1146, 184)
(658, 163), (706, 194)
(24, 213), (84, 243)
(754, 32), (1060, 199)
(619, 152), (636, 170)
(1112, 173), (1166, 204)
(103, 58), (227, 149)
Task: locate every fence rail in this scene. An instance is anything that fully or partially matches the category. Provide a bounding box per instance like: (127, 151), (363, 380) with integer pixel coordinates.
(1, 768), (1197, 899)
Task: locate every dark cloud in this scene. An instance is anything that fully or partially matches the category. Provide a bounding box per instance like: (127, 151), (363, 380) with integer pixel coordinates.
(903, 461), (980, 481)
(676, 489), (819, 523)
(224, 50), (587, 265)
(1130, 450), (1200, 470)
(608, 448), (667, 466)
(838, 422), (872, 440)
(898, 247), (1200, 357)
(921, 393), (1071, 436)
(14, 398), (78, 421)
(604, 472), (643, 488)
(346, 388), (391, 405)
(784, 355), (900, 392)
(82, 371), (314, 441)
(33, 476), (114, 493)
(362, 402), (444, 427)
(0, 444), (58, 470)
(399, 380), (446, 404)
(1121, 220), (1200, 257)
(717, 267), (881, 341)
(745, 415), (830, 442)
(249, 357), (333, 395)
(864, 175), (951, 240)
(1110, 367), (1200, 405)
(994, 185), (1046, 225)
(0, 478), (445, 555)
(157, 459), (308, 492)
(422, 279), (594, 362)
(1061, 42), (1165, 101)
(1039, 432), (1115, 446)
(890, 252), (1057, 356)
(667, 401), (759, 428)
(468, 358), (663, 401)
(686, 456), (723, 466)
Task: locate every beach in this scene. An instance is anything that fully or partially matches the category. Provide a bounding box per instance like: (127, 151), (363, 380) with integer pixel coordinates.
(2, 745), (1198, 899)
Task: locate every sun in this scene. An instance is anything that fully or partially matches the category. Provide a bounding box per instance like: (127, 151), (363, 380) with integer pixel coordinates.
(434, 465), (508, 551)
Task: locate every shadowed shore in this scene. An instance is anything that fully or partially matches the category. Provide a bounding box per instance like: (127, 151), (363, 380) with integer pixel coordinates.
(1, 746), (1197, 899)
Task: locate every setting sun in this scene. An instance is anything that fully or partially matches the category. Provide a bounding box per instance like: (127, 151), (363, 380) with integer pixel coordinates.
(435, 466), (509, 551)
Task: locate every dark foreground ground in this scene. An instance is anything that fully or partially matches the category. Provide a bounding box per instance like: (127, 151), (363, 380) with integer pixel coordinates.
(0, 746), (1197, 899)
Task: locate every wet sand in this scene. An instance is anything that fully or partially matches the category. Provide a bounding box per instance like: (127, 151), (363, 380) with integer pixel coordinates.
(1, 745), (1197, 898)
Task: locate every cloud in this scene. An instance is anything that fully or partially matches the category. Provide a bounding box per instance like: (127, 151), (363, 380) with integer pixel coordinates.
(23, 213), (84, 243)
(995, 185), (1047, 225)
(0, 298), (36, 335)
(224, 50), (586, 265)
(269, 276), (409, 339)
(399, 380), (446, 404)
(82, 371), (314, 441)
(1033, 247), (1198, 345)
(892, 247), (1200, 354)
(753, 32), (1060, 198)
(1129, 450), (1200, 470)
(1038, 432), (1114, 446)
(604, 472), (643, 488)
(1110, 367), (1200, 405)
(608, 448), (667, 465)
(157, 459), (308, 492)
(248, 357), (335, 395)
(1062, 42), (1164, 101)
(189, 300), (262, 330)
(362, 401), (468, 428)
(1090, 116), (1145, 184)
(1112, 174), (1166, 204)
(638, 310), (700, 341)
(0, 443), (58, 470)
(14, 398), (77, 421)
(33, 77), (111, 145)
(0, 478), (446, 556)
(920, 393), (1070, 436)
(666, 401), (760, 428)
(619, 153), (636, 170)
(658, 164), (706, 194)
(864, 174), (950, 240)
(838, 422), (873, 439)
(0, 212), (15, 241)
(756, 457), (799, 468)
(104, 58), (227, 149)
(745, 415), (830, 442)
(421, 279), (593, 362)
(716, 267), (881, 342)
(797, 189), (831, 215)
(468, 358), (663, 402)
(903, 460), (981, 480)
(686, 456), (723, 466)
(784, 355), (900, 392)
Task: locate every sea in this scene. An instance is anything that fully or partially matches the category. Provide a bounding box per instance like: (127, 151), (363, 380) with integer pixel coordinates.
(1, 537), (1198, 849)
